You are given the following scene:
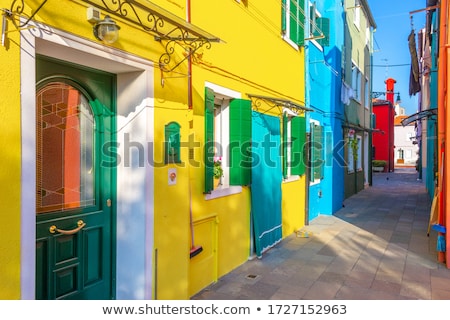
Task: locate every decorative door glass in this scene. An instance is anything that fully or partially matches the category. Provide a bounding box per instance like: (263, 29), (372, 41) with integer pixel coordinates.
(36, 82), (95, 213)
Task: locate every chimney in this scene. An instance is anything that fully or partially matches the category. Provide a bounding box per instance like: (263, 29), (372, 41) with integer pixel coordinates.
(385, 78), (396, 105)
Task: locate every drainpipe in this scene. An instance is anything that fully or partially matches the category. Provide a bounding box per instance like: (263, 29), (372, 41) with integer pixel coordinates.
(187, 0), (193, 109)
(438, 0), (448, 266)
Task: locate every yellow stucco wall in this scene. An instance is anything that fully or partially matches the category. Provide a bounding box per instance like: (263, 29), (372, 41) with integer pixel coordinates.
(187, 0), (307, 294)
(0, 0), (306, 299)
(152, 105), (192, 300)
(0, 0), (22, 299)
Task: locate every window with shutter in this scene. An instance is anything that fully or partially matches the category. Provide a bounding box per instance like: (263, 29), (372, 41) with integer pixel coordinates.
(204, 86), (251, 194)
(308, 4), (329, 47)
(310, 122), (324, 182)
(282, 0), (305, 47)
(282, 114), (306, 179)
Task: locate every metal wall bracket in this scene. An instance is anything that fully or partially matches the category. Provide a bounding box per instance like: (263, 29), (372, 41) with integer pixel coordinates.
(247, 93), (312, 116)
(5, 0), (48, 28)
(80, 0), (221, 72)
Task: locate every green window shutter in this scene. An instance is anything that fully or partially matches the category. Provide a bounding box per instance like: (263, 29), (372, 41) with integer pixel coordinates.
(289, 0), (298, 44)
(164, 122), (181, 164)
(317, 17), (330, 47)
(282, 0), (287, 33)
(299, 0), (305, 46)
(313, 124), (324, 180)
(229, 98), (252, 186)
(311, 123), (324, 181)
(282, 113), (288, 179)
(291, 116), (306, 176)
(204, 88), (215, 193)
(291, 0), (305, 46)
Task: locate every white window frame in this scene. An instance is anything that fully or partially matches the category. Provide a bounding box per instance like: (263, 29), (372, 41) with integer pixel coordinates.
(213, 98), (230, 188)
(352, 62), (362, 103)
(308, 1), (323, 50)
(204, 82), (242, 200)
(282, 0), (301, 50)
(354, 0), (361, 30)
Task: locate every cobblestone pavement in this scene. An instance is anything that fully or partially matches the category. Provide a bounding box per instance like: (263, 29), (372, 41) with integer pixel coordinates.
(192, 168), (450, 300)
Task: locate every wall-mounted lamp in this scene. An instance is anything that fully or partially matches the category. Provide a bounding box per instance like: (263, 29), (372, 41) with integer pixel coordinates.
(93, 15), (120, 44)
(87, 7), (120, 44)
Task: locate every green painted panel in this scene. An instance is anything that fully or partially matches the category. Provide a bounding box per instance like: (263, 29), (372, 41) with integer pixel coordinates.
(55, 235), (76, 263)
(291, 116), (306, 176)
(311, 124), (324, 180)
(35, 239), (48, 300)
(317, 17), (330, 47)
(165, 122), (181, 164)
(84, 227), (102, 285)
(229, 99), (252, 186)
(204, 87), (215, 193)
(54, 265), (78, 299)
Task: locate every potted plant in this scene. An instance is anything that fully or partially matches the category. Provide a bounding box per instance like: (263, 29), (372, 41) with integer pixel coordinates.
(372, 160), (387, 172)
(214, 157), (224, 186)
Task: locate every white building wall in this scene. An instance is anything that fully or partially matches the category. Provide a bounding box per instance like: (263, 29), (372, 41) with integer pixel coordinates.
(394, 123), (419, 165)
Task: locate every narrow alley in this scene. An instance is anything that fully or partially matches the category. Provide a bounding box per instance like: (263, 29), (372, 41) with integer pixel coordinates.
(193, 168), (450, 300)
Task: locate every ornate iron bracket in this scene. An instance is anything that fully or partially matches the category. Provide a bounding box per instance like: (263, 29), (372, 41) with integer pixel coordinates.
(372, 91), (401, 99)
(247, 94), (312, 116)
(4, 0), (48, 28)
(80, 0), (221, 72)
(155, 29), (212, 72)
(371, 91), (386, 99)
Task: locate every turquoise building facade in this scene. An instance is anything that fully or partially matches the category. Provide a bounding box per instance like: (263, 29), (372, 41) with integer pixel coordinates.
(305, 0), (345, 219)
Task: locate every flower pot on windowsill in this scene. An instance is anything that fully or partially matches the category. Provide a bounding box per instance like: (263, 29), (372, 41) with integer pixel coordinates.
(214, 176), (223, 188)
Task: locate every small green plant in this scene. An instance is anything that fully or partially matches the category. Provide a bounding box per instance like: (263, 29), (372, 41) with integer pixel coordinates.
(372, 160), (387, 167)
(348, 129), (359, 162)
(214, 157), (223, 179)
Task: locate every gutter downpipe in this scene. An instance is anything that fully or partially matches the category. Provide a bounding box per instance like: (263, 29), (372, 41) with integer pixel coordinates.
(442, 0), (450, 268)
(187, 0), (192, 109)
(438, 0), (448, 266)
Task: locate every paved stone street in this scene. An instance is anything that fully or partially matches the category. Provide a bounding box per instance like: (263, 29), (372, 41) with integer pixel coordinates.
(192, 168), (450, 300)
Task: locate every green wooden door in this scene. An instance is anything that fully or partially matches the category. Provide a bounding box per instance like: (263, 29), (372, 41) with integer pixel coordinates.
(35, 56), (115, 300)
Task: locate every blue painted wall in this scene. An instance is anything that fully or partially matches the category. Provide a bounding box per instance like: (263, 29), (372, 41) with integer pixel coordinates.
(306, 1), (344, 220)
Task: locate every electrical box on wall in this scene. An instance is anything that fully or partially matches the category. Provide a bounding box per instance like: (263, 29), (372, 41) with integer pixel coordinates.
(87, 6), (101, 23)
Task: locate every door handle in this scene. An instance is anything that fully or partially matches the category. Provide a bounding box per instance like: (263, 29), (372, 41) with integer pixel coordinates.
(49, 220), (86, 235)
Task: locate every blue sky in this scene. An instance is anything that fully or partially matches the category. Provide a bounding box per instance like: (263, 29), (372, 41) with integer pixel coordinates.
(367, 0), (427, 115)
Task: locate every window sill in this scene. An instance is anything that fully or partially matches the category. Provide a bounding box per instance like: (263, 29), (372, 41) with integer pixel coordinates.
(205, 186), (243, 200)
(351, 97), (361, 104)
(282, 35), (300, 51)
(283, 175), (300, 184)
